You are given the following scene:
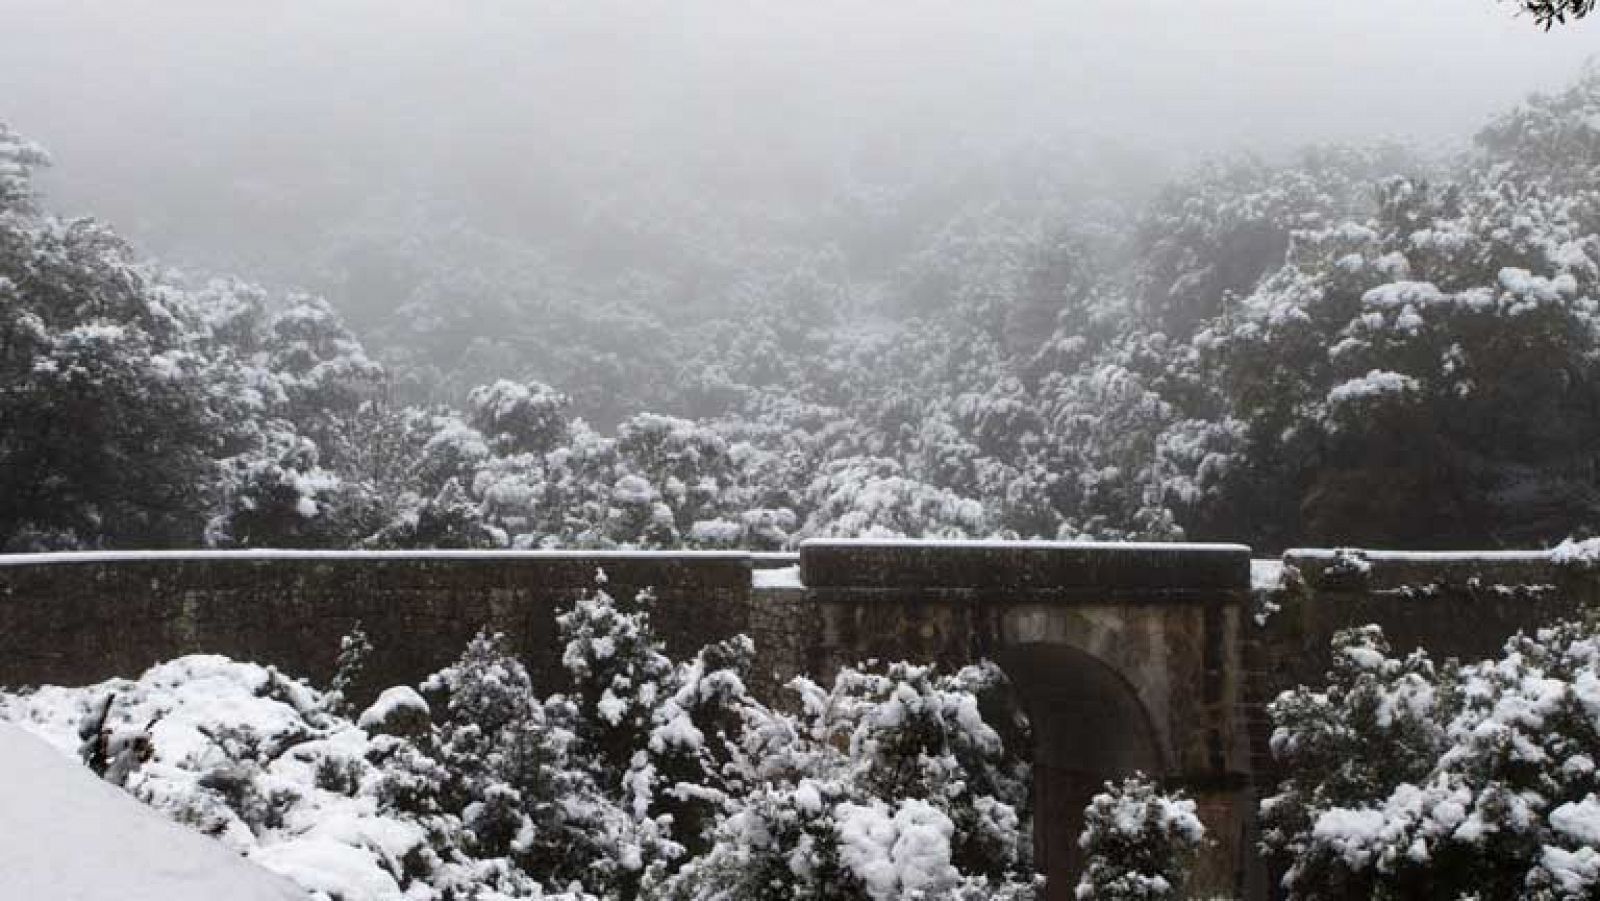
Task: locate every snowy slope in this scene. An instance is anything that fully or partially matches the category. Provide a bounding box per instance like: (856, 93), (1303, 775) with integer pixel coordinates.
(0, 721), (308, 901)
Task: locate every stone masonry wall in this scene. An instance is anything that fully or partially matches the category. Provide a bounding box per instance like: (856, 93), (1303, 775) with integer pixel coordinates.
(1257, 550), (1593, 688)
(0, 551), (758, 703)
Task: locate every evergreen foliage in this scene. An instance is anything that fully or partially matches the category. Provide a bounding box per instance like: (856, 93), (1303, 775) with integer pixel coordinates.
(10, 69), (1600, 553)
(1263, 619), (1600, 899)
(0, 582), (1039, 900)
(1075, 775), (1204, 901)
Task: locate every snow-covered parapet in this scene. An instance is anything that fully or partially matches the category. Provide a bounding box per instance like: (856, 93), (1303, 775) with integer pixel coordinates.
(1551, 535), (1600, 569)
(1254, 545), (1587, 637)
(751, 563), (802, 589)
(798, 538), (1251, 601)
(1250, 558), (1290, 626)
(0, 548), (757, 565)
(0, 550), (758, 696)
(1281, 546), (1563, 593)
(1249, 558), (1284, 594)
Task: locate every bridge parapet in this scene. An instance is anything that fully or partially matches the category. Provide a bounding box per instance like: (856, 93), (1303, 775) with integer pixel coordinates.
(1285, 547), (1566, 591)
(0, 550), (755, 700)
(1257, 547), (1595, 693)
(800, 539), (1252, 603)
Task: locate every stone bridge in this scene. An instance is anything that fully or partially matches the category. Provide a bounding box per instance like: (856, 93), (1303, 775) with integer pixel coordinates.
(792, 541), (1252, 898)
(1, 541), (1592, 899)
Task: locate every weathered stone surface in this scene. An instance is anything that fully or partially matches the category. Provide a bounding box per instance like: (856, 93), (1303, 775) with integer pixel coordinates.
(1260, 549), (1587, 693)
(745, 583), (810, 699)
(0, 551), (753, 701)
(800, 538), (1252, 601)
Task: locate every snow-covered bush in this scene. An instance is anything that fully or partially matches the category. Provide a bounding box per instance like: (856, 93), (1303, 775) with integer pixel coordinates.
(422, 628), (643, 896)
(629, 633), (763, 859)
(324, 622), (373, 717)
(2, 577), (1040, 901)
(1262, 619), (1600, 900)
(1074, 775), (1205, 901)
(654, 658), (1038, 901)
(559, 572), (678, 784)
(796, 660), (1034, 879)
(3, 657), (449, 899)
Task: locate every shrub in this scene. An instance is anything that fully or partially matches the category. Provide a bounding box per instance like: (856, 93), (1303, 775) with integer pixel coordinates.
(1263, 619), (1600, 899)
(1075, 775), (1204, 901)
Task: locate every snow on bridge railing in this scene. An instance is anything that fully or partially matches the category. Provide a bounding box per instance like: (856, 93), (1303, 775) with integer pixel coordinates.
(0, 543), (1262, 596)
(1280, 545), (1586, 592)
(0, 548), (756, 565)
(798, 538), (1253, 552)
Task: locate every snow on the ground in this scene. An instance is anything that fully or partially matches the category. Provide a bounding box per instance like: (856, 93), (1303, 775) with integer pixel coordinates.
(0, 719), (308, 901)
(1250, 558), (1287, 626)
(752, 563), (803, 588)
(2, 657), (420, 901)
(1250, 558), (1284, 594)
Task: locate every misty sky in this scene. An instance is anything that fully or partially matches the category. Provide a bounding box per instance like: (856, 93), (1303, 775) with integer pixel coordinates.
(1, 0), (1594, 272)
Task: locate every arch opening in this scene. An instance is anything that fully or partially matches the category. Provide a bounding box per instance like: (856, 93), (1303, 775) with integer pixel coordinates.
(993, 642), (1166, 901)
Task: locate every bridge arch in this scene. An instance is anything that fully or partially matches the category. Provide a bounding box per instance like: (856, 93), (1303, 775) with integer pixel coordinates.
(992, 642), (1166, 899)
(799, 539), (1253, 898)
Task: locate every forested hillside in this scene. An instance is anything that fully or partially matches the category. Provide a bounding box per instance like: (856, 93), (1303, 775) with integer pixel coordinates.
(7, 66), (1600, 553)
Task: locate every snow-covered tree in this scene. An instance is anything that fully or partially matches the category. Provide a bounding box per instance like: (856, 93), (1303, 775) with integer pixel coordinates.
(420, 628), (653, 896)
(468, 379), (572, 456)
(0, 129), (219, 549)
(368, 478), (504, 550)
(1075, 775), (1205, 901)
(1194, 158), (1600, 546)
(209, 431), (370, 548)
(650, 661), (1038, 901)
(558, 572), (677, 785)
(1263, 619), (1600, 900)
(628, 634), (763, 859)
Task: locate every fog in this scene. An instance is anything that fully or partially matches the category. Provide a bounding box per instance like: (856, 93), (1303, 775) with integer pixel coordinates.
(9, 3), (1600, 557)
(2, 0), (1592, 285)
(16, 18), (1600, 890)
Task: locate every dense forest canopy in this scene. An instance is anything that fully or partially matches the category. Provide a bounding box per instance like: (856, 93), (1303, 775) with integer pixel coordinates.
(7, 57), (1600, 554)
(2, 0), (1599, 554)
